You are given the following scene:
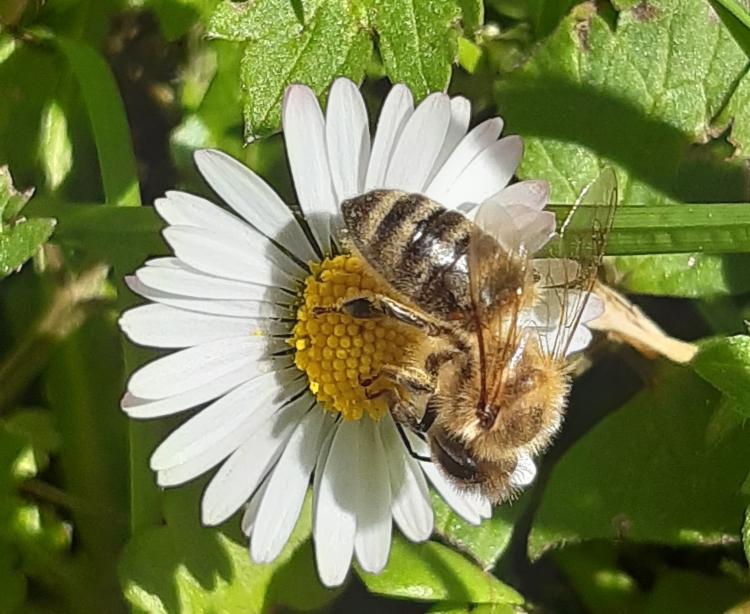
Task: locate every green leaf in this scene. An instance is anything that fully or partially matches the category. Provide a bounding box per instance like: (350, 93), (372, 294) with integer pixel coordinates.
(743, 506), (750, 565)
(45, 315), (130, 611)
(26, 200), (166, 272)
(692, 335), (750, 414)
(554, 543), (646, 613)
(119, 486), (329, 613)
(607, 253), (750, 297)
(3, 409), (60, 473)
(529, 364), (749, 558)
(432, 491), (527, 570)
(641, 569), (749, 613)
(209, 0), (371, 139)
(0, 218), (55, 279)
(458, 0), (483, 34)
(373, 0), (460, 100)
(38, 99), (72, 192)
(0, 166), (34, 223)
(358, 535), (523, 605)
(48, 34), (141, 207)
(709, 0), (750, 56)
(0, 167), (54, 279)
(145, 0), (220, 40)
(496, 0), (750, 296)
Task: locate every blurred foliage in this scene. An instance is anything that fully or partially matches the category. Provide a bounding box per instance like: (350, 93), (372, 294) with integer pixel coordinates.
(1, 0), (750, 612)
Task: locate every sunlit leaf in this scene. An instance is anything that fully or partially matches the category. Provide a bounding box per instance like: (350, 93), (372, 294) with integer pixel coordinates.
(358, 535), (523, 605)
(497, 0), (750, 296)
(373, 0), (460, 100)
(119, 486), (332, 613)
(692, 335), (750, 415)
(529, 364), (748, 558)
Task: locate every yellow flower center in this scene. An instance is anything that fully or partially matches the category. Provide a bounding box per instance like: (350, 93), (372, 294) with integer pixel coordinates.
(291, 254), (419, 421)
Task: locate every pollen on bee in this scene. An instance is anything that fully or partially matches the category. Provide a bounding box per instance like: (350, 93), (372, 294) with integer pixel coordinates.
(290, 254), (419, 421)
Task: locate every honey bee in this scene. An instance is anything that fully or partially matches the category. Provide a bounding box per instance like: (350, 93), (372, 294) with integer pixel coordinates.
(325, 170), (617, 503)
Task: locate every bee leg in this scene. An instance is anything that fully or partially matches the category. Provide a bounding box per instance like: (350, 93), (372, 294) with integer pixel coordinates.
(316, 294), (445, 336)
(395, 423), (431, 463)
(362, 383), (422, 429)
(418, 396), (439, 433)
(378, 364), (435, 395)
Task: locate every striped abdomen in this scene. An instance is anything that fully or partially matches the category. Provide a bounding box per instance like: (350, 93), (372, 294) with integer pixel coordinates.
(341, 190), (474, 320)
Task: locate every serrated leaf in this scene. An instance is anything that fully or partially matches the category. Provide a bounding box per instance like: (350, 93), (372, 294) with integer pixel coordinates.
(358, 535), (523, 605)
(373, 0), (460, 100)
(0, 166), (33, 222)
(209, 0), (372, 139)
(119, 485), (328, 614)
(692, 335), (750, 414)
(0, 217), (56, 279)
(529, 364), (749, 558)
(432, 491), (527, 570)
(496, 0), (750, 296)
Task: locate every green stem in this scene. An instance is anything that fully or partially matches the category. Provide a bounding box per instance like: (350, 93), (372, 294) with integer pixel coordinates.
(548, 203), (750, 255)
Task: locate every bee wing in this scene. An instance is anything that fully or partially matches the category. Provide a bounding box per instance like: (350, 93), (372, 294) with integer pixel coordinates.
(536, 167), (618, 359)
(468, 198), (552, 409)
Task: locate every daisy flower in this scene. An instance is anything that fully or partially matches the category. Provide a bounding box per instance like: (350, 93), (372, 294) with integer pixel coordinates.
(119, 78), (600, 587)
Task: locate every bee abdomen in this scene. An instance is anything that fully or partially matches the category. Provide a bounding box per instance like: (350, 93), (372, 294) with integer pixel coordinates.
(342, 190), (474, 318)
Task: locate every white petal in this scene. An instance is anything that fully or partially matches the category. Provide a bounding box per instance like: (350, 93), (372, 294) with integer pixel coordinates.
(200, 398), (311, 525)
(126, 277), (292, 319)
(150, 368), (304, 471)
(283, 84), (337, 252)
(251, 409), (332, 563)
(502, 205), (556, 254)
(429, 96), (471, 182)
(491, 180), (549, 210)
(354, 419), (392, 574)
(380, 415), (433, 541)
(193, 149), (317, 262)
(313, 420), (358, 587)
(155, 191), (253, 244)
(406, 432), (482, 525)
(162, 226), (298, 288)
(155, 386), (306, 488)
(582, 294), (605, 322)
(121, 363), (252, 419)
(364, 85), (413, 191)
(565, 325), (593, 356)
(438, 135), (523, 209)
(241, 478), (269, 536)
(425, 117), (504, 203)
(127, 336), (278, 400)
(510, 451), (537, 487)
(326, 78), (370, 202)
(384, 92), (451, 192)
(136, 262), (293, 303)
(119, 303), (256, 349)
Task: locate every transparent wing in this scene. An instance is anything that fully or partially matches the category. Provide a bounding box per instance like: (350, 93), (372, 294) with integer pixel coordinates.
(468, 202), (534, 414)
(536, 167), (618, 360)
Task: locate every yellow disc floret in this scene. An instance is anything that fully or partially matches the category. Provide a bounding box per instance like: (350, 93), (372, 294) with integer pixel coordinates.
(291, 254), (418, 421)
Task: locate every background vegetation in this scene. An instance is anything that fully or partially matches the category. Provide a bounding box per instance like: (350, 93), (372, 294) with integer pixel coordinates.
(1, 0), (750, 611)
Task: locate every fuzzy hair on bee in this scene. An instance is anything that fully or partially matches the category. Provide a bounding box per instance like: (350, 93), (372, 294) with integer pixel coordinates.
(331, 171), (616, 503)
